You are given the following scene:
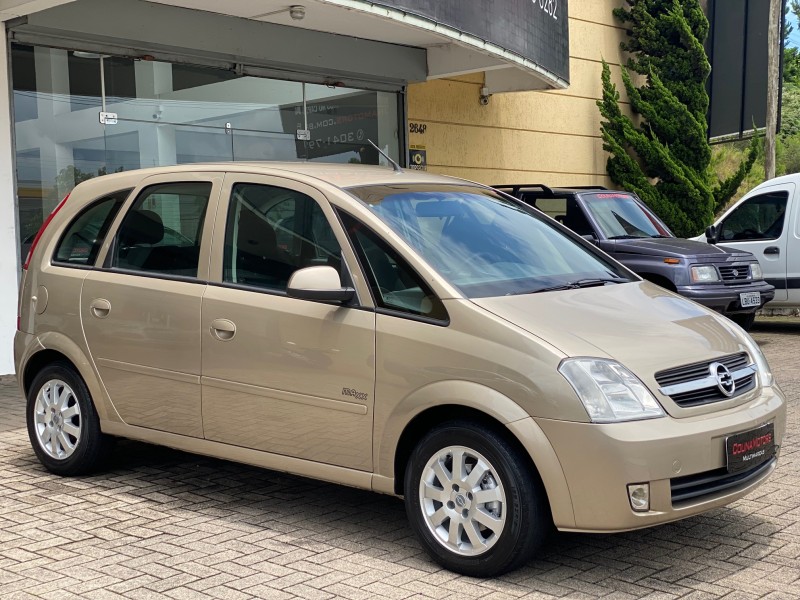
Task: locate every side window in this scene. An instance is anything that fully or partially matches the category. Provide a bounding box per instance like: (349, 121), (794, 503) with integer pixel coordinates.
(223, 183), (342, 291)
(534, 197), (568, 222)
(339, 211), (448, 322)
(720, 191), (789, 242)
(113, 182), (212, 277)
(531, 196), (594, 237)
(53, 189), (130, 266)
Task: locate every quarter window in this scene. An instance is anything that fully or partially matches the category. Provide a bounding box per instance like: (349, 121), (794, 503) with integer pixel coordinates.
(53, 189), (130, 266)
(339, 211), (448, 321)
(223, 184), (342, 291)
(113, 182), (212, 277)
(720, 191), (789, 242)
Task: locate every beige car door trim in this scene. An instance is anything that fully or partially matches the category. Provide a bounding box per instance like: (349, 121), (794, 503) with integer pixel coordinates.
(201, 376), (369, 415)
(97, 358), (201, 385)
(102, 420), (375, 490)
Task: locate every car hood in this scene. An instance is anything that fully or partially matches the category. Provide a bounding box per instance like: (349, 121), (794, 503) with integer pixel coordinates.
(611, 237), (754, 260)
(472, 281), (749, 378)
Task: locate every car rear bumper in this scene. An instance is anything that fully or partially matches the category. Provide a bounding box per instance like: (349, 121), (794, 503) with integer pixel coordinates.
(535, 385), (786, 533)
(677, 282), (775, 314)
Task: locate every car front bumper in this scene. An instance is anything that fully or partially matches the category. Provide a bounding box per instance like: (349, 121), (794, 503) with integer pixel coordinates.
(677, 282), (775, 314)
(534, 384), (786, 533)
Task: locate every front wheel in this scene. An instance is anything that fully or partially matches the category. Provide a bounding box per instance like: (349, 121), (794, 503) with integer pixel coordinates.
(26, 361), (113, 476)
(404, 421), (549, 576)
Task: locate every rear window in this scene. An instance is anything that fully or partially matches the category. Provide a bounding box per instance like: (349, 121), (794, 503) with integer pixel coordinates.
(53, 189), (130, 266)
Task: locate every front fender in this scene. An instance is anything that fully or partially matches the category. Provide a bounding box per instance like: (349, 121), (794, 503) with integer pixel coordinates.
(372, 380), (576, 528)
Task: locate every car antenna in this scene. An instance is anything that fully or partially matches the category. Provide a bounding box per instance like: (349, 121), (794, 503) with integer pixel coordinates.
(367, 139), (403, 173)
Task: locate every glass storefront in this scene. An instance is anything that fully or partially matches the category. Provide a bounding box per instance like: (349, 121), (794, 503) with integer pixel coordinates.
(11, 43), (401, 252)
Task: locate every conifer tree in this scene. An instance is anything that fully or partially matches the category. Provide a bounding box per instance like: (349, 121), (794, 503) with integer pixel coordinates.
(597, 0), (759, 237)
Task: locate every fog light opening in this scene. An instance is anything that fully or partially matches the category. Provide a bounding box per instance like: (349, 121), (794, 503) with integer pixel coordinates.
(627, 483), (650, 512)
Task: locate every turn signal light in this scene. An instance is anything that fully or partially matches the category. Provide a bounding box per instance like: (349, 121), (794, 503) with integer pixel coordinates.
(663, 258), (680, 265)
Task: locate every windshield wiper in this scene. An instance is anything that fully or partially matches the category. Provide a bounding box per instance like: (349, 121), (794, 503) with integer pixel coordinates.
(508, 278), (628, 295)
(608, 234), (643, 240)
(649, 234), (670, 238)
(570, 278), (628, 288)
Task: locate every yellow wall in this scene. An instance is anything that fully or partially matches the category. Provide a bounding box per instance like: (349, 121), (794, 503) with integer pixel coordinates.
(407, 1), (632, 187)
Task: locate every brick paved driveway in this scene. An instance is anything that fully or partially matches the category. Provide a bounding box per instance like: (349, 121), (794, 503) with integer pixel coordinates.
(1, 319), (798, 600)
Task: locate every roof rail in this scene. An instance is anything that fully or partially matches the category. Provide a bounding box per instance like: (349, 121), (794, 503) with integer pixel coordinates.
(491, 184), (553, 196)
(567, 185), (608, 190)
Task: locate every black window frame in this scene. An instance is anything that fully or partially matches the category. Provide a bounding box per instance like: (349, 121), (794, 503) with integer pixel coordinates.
(106, 181), (213, 280)
(51, 188), (132, 269)
(219, 182), (354, 299)
(719, 191), (790, 243)
(337, 209), (449, 326)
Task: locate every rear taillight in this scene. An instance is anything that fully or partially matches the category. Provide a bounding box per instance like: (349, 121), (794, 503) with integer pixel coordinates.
(23, 193), (69, 270)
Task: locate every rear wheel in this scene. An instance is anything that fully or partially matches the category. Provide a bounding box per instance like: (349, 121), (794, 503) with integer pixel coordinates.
(730, 312), (756, 331)
(27, 361), (113, 475)
(404, 421), (548, 576)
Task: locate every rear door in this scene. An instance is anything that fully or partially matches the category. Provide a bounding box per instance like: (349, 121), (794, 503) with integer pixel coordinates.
(82, 173), (222, 437)
(716, 183), (794, 302)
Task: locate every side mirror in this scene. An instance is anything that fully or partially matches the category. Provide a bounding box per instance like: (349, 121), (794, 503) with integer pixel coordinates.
(287, 266), (355, 303)
(581, 233), (599, 245)
(705, 225), (719, 245)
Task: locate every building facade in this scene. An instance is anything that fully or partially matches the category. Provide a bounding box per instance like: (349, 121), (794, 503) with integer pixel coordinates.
(0, 0), (629, 373)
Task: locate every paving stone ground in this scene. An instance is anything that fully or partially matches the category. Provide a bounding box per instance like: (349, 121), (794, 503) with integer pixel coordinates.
(0, 317), (798, 599)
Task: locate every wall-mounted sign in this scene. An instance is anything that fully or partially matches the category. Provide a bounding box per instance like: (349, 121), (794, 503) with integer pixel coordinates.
(280, 91), (379, 160)
(409, 145), (427, 171)
(373, 0), (570, 83)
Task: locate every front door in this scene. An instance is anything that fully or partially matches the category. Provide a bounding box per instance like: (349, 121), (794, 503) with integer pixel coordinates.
(201, 175), (376, 470)
(717, 184), (794, 302)
(82, 174), (221, 437)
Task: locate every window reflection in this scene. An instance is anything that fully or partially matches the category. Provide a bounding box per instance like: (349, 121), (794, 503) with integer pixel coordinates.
(11, 43), (400, 261)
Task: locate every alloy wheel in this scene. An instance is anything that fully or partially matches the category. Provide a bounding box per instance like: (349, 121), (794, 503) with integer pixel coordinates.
(418, 445), (507, 556)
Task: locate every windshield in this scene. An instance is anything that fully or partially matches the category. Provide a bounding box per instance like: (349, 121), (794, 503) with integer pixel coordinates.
(582, 193), (673, 239)
(346, 184), (633, 298)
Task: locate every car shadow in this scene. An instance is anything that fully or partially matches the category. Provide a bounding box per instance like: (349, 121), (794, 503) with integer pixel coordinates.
(14, 437), (780, 592)
(751, 317), (800, 338)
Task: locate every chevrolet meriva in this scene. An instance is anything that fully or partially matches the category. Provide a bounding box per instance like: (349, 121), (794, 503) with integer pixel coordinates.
(15, 163), (785, 576)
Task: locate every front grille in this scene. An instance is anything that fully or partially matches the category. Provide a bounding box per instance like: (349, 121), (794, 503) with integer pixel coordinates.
(671, 457), (776, 505)
(655, 353), (756, 407)
(719, 265), (750, 282)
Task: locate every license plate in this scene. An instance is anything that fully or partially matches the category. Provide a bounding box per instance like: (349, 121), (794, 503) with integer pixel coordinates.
(725, 423), (775, 474)
(739, 291), (761, 308)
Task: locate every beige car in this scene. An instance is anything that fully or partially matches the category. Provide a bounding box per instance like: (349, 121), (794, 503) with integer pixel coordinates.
(15, 163), (785, 576)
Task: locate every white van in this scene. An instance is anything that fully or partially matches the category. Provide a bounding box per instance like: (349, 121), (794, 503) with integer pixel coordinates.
(699, 174), (800, 309)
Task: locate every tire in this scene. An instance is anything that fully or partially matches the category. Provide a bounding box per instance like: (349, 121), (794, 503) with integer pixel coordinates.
(26, 361), (113, 476)
(730, 312), (756, 331)
(404, 420), (549, 576)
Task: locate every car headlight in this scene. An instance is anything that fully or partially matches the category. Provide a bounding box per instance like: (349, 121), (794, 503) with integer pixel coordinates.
(691, 265), (720, 282)
(750, 263), (763, 279)
(559, 358), (665, 423)
(739, 330), (774, 387)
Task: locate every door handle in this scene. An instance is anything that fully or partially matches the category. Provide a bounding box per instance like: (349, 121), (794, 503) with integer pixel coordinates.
(90, 298), (111, 319)
(764, 246), (780, 255)
(210, 318), (236, 341)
